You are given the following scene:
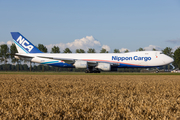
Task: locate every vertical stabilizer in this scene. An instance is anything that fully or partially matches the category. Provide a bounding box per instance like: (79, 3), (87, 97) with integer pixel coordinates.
(11, 32), (43, 53)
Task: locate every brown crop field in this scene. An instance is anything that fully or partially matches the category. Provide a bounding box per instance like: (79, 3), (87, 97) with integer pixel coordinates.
(0, 74), (180, 119)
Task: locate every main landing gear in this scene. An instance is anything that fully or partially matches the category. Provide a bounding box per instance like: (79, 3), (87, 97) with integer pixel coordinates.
(85, 70), (101, 73)
(85, 67), (101, 73)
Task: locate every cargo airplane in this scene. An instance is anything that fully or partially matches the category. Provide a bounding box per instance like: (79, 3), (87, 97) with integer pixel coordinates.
(11, 32), (174, 73)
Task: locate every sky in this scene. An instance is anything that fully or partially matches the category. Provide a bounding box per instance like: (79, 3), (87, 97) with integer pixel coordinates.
(0, 0), (180, 52)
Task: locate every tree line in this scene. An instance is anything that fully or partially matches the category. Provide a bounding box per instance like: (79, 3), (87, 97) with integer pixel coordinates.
(0, 43), (180, 72)
(0, 63), (147, 72)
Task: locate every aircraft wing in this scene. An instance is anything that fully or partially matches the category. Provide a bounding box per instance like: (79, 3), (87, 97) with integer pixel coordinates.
(37, 56), (75, 64)
(15, 53), (119, 66)
(37, 55), (97, 65)
(37, 55), (119, 66)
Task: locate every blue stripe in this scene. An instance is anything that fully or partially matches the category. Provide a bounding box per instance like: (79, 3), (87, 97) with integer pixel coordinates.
(41, 61), (159, 68)
(41, 61), (60, 64)
(118, 63), (159, 68)
(47, 62), (74, 68)
(14, 40), (28, 53)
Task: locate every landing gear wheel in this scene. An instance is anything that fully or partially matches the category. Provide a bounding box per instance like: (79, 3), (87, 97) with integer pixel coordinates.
(85, 68), (101, 73)
(95, 70), (101, 73)
(85, 70), (90, 73)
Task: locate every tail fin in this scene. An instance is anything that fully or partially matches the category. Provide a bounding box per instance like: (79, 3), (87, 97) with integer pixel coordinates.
(11, 32), (43, 53)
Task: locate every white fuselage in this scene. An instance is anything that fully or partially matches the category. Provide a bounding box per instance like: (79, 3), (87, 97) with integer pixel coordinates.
(17, 51), (174, 68)
(11, 32), (174, 72)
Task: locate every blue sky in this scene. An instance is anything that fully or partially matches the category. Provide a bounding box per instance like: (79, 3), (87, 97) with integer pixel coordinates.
(0, 0), (180, 52)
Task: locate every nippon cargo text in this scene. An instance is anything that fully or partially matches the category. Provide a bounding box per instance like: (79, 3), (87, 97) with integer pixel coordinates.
(112, 56), (152, 61)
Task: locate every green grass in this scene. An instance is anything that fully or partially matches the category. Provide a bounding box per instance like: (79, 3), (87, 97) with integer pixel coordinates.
(0, 71), (179, 75)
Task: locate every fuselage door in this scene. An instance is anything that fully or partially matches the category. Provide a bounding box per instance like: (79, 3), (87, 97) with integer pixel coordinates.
(155, 52), (158, 58)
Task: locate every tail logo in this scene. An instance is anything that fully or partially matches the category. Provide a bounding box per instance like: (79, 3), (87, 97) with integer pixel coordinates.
(17, 36), (34, 52)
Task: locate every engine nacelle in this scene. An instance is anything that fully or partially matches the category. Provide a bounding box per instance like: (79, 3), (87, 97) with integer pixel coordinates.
(74, 61), (87, 69)
(14, 56), (20, 60)
(96, 63), (111, 71)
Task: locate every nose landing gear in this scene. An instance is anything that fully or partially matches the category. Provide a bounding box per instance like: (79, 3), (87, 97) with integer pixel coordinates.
(155, 67), (159, 73)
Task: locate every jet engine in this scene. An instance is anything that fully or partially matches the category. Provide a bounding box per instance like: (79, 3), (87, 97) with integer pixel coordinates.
(74, 61), (87, 68)
(95, 63), (111, 71)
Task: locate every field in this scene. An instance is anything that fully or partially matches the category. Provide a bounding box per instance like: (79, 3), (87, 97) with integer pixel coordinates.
(0, 73), (180, 119)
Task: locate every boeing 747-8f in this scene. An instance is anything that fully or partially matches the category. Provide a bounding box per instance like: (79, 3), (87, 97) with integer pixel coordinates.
(11, 32), (174, 73)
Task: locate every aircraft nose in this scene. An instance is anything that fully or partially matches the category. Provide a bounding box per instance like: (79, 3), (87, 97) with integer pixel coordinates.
(161, 55), (174, 65)
(167, 56), (174, 64)
(170, 57), (174, 63)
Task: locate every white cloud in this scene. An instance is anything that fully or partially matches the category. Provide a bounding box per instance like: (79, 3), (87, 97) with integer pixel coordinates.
(0, 41), (5, 45)
(119, 48), (130, 53)
(7, 41), (13, 45)
(102, 45), (110, 51)
(143, 45), (162, 51)
(46, 36), (110, 52)
(0, 41), (13, 46)
(166, 38), (180, 44)
(173, 46), (180, 52)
